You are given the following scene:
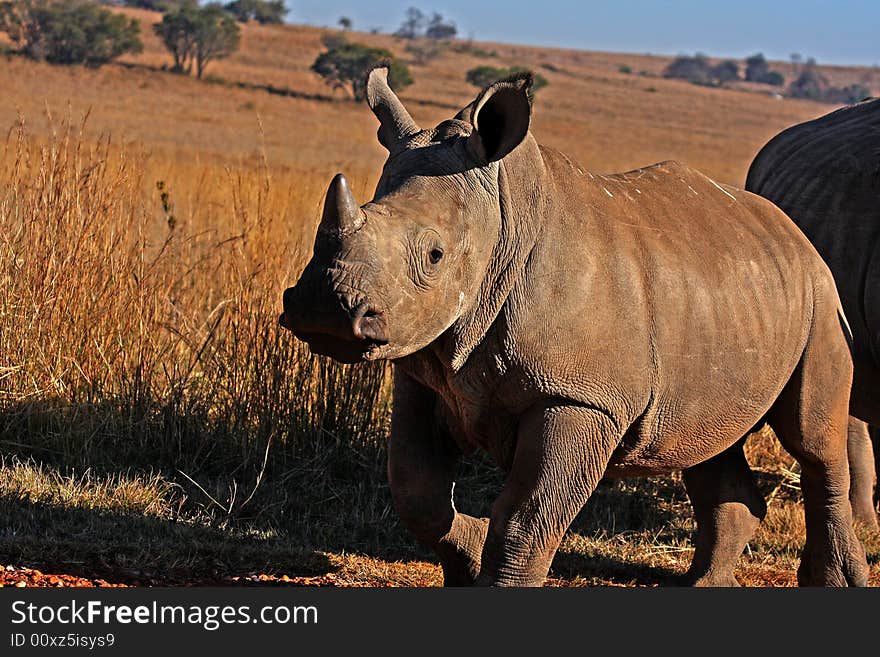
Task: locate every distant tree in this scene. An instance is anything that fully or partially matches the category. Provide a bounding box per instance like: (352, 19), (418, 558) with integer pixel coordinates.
(394, 6), (424, 38)
(405, 37), (443, 65)
(311, 38), (413, 100)
(822, 84), (871, 104)
(711, 59), (740, 84)
(192, 4), (240, 77)
(424, 11), (455, 39)
(465, 65), (503, 88)
(762, 70), (785, 86)
(0, 0), (142, 66)
(338, 16), (352, 31)
(744, 52), (785, 86)
(154, 2), (199, 73)
(744, 53), (769, 82)
(465, 65), (548, 96)
(320, 31), (346, 50)
(121, 0), (186, 9)
(663, 53), (713, 85)
(254, 0), (286, 23)
(787, 62), (829, 100)
(785, 57), (869, 104)
(224, 0), (286, 24)
(155, 2), (240, 78)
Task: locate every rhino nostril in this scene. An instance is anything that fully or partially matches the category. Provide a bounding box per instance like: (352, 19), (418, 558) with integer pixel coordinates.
(351, 305), (388, 343)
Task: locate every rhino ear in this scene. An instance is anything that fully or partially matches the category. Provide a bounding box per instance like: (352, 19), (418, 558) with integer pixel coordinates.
(467, 72), (533, 164)
(365, 63), (420, 151)
(453, 101), (474, 124)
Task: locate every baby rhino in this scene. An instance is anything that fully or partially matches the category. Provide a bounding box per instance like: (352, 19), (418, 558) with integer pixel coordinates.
(280, 66), (868, 586)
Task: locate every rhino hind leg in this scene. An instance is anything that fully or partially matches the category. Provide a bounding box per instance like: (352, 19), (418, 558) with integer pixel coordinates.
(767, 302), (869, 586)
(847, 417), (879, 530)
(680, 437), (766, 587)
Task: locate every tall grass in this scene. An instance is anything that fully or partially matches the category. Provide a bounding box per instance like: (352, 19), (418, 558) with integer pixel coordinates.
(0, 115), (397, 566)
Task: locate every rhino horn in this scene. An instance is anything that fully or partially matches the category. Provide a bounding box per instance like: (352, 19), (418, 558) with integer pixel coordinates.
(318, 173), (363, 240)
(366, 63), (420, 150)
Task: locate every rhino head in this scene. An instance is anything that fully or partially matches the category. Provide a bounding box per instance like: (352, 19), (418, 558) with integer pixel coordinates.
(280, 65), (536, 365)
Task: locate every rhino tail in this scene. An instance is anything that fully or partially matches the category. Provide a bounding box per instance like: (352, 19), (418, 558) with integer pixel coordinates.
(837, 305), (854, 354)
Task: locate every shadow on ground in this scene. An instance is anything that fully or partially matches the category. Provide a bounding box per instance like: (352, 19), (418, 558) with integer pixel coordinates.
(0, 397), (775, 587)
(0, 493), (335, 585)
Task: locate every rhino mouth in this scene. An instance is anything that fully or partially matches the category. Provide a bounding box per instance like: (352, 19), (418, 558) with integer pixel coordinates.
(298, 330), (386, 364)
(279, 312), (388, 364)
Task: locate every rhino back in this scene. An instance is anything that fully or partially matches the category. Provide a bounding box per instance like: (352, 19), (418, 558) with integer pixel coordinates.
(495, 153), (829, 472)
(745, 98), (880, 367)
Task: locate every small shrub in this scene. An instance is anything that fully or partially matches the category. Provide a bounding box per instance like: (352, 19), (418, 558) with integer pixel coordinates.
(452, 41), (496, 58)
(824, 83), (872, 105)
(711, 59), (740, 84)
(224, 0), (287, 25)
(785, 58), (868, 104)
(762, 70), (785, 87)
(405, 38), (445, 65)
(838, 84), (871, 105)
(744, 53), (769, 82)
(787, 66), (829, 100)
(311, 37), (413, 100)
(745, 53), (785, 86)
(618, 64), (632, 74)
(465, 65), (548, 94)
(121, 0), (188, 9)
(663, 54), (713, 85)
(0, 0), (142, 66)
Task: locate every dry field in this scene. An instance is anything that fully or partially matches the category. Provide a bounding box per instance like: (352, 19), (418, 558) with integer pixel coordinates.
(0, 8), (878, 587)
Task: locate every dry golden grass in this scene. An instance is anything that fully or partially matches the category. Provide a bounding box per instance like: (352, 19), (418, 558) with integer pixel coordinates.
(0, 10), (878, 587)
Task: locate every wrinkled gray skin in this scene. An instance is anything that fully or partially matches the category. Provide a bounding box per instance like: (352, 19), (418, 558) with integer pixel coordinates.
(746, 98), (880, 530)
(281, 66), (868, 586)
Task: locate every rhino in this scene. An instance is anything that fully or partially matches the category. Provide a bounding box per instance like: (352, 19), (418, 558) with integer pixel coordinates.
(746, 98), (880, 530)
(280, 66), (868, 586)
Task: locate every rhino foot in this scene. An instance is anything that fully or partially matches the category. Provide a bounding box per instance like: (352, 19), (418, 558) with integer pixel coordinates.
(676, 570), (742, 587)
(847, 417), (879, 531)
(797, 524), (869, 587)
(681, 438), (765, 588)
(437, 514), (489, 586)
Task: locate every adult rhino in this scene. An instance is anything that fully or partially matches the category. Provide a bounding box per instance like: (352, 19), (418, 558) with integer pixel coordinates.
(280, 66), (868, 586)
(746, 98), (880, 530)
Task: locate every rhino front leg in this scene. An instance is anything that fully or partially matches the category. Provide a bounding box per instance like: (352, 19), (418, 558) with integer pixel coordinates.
(847, 417), (879, 530)
(388, 371), (488, 586)
(681, 437), (767, 586)
(476, 403), (619, 587)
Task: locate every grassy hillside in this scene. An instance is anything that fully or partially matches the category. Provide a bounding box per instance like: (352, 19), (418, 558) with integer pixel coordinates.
(0, 8), (877, 587)
(4, 8), (878, 186)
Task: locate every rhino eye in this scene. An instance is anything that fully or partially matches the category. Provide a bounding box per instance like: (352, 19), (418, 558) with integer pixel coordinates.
(409, 231), (445, 290)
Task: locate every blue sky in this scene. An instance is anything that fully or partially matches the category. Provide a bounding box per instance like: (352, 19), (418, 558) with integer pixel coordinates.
(286, 1), (879, 66)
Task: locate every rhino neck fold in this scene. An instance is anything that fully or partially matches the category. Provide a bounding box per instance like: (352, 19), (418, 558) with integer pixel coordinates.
(444, 135), (547, 371)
